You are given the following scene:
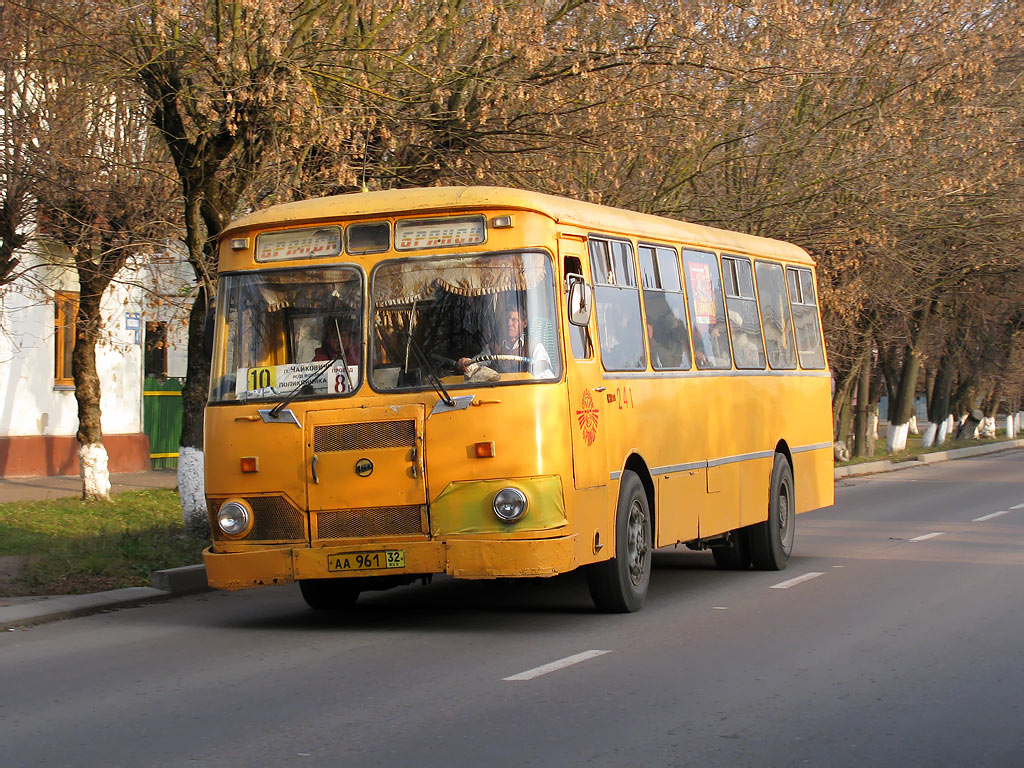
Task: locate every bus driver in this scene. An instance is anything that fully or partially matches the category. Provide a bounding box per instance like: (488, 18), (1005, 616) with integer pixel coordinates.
(459, 306), (553, 378)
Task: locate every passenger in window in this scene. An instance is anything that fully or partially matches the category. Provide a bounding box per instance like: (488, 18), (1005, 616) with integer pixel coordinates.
(647, 320), (682, 369)
(314, 317), (360, 365)
(729, 310), (760, 368)
(459, 307), (553, 378)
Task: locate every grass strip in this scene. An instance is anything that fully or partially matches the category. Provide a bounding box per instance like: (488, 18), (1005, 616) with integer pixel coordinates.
(0, 489), (208, 596)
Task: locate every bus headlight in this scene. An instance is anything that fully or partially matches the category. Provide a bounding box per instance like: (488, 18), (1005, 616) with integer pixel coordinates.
(493, 488), (528, 523)
(217, 501), (252, 536)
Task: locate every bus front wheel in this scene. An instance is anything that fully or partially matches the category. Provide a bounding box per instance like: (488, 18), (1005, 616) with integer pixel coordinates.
(586, 470), (651, 613)
(749, 454), (795, 570)
(299, 578), (361, 610)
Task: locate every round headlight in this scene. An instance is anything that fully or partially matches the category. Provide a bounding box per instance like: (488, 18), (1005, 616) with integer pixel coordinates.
(217, 501), (252, 536)
(493, 488), (528, 523)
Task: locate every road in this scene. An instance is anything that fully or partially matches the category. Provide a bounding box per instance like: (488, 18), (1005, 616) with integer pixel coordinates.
(2, 451), (1022, 767)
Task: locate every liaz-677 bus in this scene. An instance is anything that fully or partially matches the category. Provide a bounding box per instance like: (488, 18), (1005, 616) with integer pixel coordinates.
(203, 187), (834, 612)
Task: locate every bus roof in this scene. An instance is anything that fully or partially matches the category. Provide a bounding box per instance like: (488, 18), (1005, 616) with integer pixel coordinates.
(223, 186), (814, 265)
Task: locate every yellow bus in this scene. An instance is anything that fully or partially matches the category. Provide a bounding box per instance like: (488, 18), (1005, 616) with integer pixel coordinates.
(203, 187), (834, 612)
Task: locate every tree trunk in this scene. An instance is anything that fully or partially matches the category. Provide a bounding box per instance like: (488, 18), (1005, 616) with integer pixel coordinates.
(71, 279), (111, 501)
(178, 284), (212, 533)
(853, 356), (872, 457)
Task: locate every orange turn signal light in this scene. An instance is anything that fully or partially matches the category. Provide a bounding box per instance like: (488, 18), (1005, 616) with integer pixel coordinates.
(240, 456), (259, 473)
(474, 441), (495, 458)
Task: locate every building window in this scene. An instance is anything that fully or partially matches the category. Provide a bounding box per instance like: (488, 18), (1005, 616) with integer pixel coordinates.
(54, 291), (78, 386)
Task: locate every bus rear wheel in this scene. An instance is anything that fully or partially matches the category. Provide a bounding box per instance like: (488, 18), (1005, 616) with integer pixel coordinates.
(749, 454), (795, 570)
(586, 471), (651, 613)
(299, 578), (361, 610)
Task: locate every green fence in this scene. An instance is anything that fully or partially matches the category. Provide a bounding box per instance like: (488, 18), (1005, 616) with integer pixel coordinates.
(143, 377), (184, 470)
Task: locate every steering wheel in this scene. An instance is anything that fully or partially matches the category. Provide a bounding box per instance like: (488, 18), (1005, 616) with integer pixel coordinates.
(471, 354), (533, 366)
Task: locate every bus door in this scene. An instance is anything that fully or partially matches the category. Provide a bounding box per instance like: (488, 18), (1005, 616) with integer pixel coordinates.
(560, 240), (608, 492)
(304, 404), (428, 542)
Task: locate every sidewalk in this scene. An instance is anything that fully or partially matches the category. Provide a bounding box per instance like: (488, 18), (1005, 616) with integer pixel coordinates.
(3, 442), (1023, 630)
(0, 468), (178, 503)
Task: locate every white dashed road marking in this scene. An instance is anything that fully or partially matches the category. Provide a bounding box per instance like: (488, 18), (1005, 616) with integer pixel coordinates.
(1010, 503), (1024, 510)
(770, 572), (824, 589)
(973, 511), (1010, 522)
(504, 650), (612, 681)
(909, 532), (945, 542)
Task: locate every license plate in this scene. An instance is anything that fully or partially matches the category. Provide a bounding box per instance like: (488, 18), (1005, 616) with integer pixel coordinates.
(327, 550), (405, 572)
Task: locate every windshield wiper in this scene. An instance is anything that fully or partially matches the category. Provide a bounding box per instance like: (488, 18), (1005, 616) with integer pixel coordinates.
(268, 357), (338, 418)
(408, 336), (455, 407)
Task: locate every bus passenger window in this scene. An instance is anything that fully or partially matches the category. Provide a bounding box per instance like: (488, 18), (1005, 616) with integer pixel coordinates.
(755, 261), (797, 369)
(563, 256), (591, 360)
(589, 238), (645, 371)
(722, 256), (766, 370)
(682, 249), (731, 370)
(639, 245), (691, 370)
(786, 266), (826, 369)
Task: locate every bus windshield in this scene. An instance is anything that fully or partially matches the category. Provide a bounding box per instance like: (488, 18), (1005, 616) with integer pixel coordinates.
(210, 265), (363, 403)
(370, 251), (561, 391)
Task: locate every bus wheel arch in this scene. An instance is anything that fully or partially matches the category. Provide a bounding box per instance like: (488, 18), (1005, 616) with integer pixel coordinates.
(586, 467), (652, 612)
(749, 451), (795, 570)
(623, 453), (656, 544)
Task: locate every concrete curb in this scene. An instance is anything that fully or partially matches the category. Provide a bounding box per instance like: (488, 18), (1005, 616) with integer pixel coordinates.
(835, 438), (1024, 479)
(2, 565), (210, 630)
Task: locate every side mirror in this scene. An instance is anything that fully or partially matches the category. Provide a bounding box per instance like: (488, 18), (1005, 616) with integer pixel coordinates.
(566, 273), (592, 327)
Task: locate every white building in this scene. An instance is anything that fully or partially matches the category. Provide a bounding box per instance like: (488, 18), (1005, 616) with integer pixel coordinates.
(0, 243), (192, 477)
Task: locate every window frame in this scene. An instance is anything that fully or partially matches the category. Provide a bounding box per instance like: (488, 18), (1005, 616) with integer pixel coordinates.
(588, 236), (646, 372)
(721, 254), (766, 370)
(638, 242), (692, 371)
(54, 290), (78, 387)
(785, 265), (826, 370)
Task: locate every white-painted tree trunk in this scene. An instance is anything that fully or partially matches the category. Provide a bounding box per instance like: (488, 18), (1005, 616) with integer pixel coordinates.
(947, 414), (956, 438)
(1006, 415), (1014, 438)
(79, 442), (111, 501)
(869, 410), (879, 440)
(178, 446), (208, 530)
(921, 422), (937, 448)
(936, 417), (949, 445)
(908, 413), (919, 435)
(886, 421), (910, 453)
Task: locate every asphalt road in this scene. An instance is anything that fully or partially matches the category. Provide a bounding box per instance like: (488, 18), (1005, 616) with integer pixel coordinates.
(2, 451), (1022, 767)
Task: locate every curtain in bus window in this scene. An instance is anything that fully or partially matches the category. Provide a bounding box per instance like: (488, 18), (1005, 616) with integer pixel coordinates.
(787, 266), (826, 369)
(682, 249), (731, 370)
(590, 239), (645, 371)
(755, 261), (797, 369)
(639, 245), (691, 370)
(371, 252), (561, 388)
(722, 256), (766, 370)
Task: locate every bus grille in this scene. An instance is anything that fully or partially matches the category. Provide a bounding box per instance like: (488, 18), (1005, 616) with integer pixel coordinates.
(207, 496), (306, 542)
(314, 420), (416, 452)
(315, 505), (425, 539)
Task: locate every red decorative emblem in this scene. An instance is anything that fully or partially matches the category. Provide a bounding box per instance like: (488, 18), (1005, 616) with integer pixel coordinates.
(576, 390), (600, 446)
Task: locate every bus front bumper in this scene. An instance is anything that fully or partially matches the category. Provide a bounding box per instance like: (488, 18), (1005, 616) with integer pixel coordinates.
(202, 534), (578, 590)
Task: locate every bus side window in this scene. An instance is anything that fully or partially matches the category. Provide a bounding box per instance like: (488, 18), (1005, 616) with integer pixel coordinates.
(786, 266), (826, 369)
(639, 244), (691, 370)
(755, 260), (797, 369)
(564, 255), (591, 360)
(722, 255), (766, 370)
(682, 249), (731, 370)
(589, 238), (645, 371)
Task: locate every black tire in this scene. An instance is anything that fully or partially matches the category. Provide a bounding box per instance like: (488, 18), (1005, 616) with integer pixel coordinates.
(298, 578), (361, 610)
(749, 454), (795, 570)
(712, 529), (751, 570)
(586, 471), (652, 613)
